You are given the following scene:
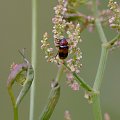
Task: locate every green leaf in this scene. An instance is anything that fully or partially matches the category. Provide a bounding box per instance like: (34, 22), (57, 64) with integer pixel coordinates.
(39, 83), (60, 120)
(16, 64), (34, 107)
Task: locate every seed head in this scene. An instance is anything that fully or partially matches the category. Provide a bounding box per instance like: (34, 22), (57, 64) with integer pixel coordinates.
(41, 0), (82, 66)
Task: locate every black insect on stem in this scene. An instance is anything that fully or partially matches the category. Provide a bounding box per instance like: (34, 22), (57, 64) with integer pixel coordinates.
(58, 38), (69, 59)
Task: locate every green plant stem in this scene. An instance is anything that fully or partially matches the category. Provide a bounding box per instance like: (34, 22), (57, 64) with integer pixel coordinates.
(93, 46), (108, 91)
(92, 33), (120, 119)
(72, 72), (92, 91)
(55, 64), (64, 82)
(108, 34), (120, 47)
(92, 0), (109, 120)
(39, 84), (60, 120)
(63, 63), (93, 92)
(8, 87), (18, 120)
(92, 46), (108, 120)
(92, 0), (107, 43)
(14, 107), (18, 120)
(92, 94), (102, 120)
(30, 0), (38, 120)
(39, 65), (63, 120)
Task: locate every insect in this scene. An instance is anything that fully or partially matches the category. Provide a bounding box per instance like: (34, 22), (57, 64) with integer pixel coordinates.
(58, 38), (69, 59)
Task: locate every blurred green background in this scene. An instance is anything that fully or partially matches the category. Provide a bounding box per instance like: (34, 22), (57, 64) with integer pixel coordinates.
(0, 0), (120, 120)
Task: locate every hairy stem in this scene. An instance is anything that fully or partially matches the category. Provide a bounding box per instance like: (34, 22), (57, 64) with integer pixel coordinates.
(29, 0), (38, 120)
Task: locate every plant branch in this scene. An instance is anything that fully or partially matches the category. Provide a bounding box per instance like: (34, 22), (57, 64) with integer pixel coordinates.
(93, 33), (120, 91)
(55, 64), (64, 83)
(63, 63), (93, 92)
(64, 13), (88, 21)
(64, 13), (93, 32)
(93, 46), (108, 91)
(39, 63), (64, 119)
(108, 34), (120, 47)
(39, 84), (60, 120)
(92, 0), (107, 43)
(92, 0), (109, 120)
(30, 0), (38, 120)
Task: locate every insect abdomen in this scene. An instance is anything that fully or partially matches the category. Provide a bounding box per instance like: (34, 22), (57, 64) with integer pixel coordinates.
(59, 46), (68, 59)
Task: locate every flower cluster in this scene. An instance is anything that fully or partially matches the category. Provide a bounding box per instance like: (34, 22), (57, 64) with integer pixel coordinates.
(108, 0), (120, 32)
(41, 0), (82, 66)
(52, 0), (67, 39)
(41, 0), (82, 90)
(66, 72), (79, 91)
(66, 23), (82, 73)
(41, 32), (54, 62)
(54, 1), (82, 73)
